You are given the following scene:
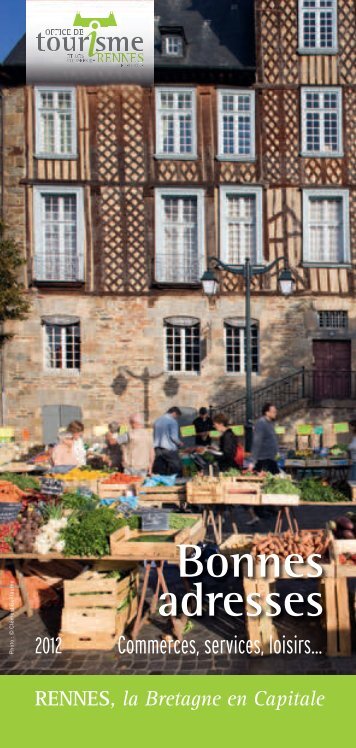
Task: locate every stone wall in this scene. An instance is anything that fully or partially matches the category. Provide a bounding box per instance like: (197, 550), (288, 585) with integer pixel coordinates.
(4, 290), (356, 441)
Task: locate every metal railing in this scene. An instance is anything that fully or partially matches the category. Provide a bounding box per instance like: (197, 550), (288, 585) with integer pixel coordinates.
(210, 368), (356, 424)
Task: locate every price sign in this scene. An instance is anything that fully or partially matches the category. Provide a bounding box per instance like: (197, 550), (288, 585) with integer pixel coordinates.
(297, 424), (313, 436)
(314, 426), (324, 435)
(139, 509), (170, 532)
(209, 430), (220, 439)
(275, 426), (286, 435)
(180, 425), (196, 437)
(231, 425), (245, 436)
(40, 478), (63, 496)
(334, 423), (349, 434)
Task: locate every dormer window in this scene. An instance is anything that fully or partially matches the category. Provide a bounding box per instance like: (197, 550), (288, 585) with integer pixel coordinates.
(165, 35), (184, 57)
(160, 26), (186, 58)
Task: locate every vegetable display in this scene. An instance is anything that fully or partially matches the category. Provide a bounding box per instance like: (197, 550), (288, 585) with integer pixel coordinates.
(46, 468), (107, 482)
(262, 475), (300, 496)
(61, 507), (126, 557)
(0, 473), (40, 492)
(13, 510), (43, 553)
(251, 529), (330, 561)
(102, 472), (142, 484)
(0, 521), (20, 552)
(299, 478), (346, 503)
(329, 514), (356, 540)
(0, 480), (26, 503)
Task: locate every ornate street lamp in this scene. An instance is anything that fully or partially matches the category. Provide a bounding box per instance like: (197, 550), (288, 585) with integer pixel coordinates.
(201, 256), (295, 451)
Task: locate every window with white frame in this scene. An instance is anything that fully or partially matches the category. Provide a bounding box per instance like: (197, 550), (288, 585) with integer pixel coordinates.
(218, 91), (255, 159)
(155, 189), (204, 283)
(164, 35), (184, 56)
(165, 321), (200, 374)
(155, 88), (196, 157)
(301, 88), (342, 156)
(34, 187), (84, 282)
(220, 187), (263, 265)
(44, 322), (81, 371)
(299, 0), (337, 52)
(225, 322), (259, 374)
(303, 190), (350, 264)
(35, 88), (76, 157)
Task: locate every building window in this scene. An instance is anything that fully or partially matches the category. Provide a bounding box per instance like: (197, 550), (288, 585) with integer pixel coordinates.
(299, 0), (337, 52)
(217, 90), (255, 159)
(225, 323), (259, 374)
(303, 190), (350, 265)
(220, 187), (263, 265)
(44, 322), (80, 371)
(155, 189), (204, 284)
(155, 88), (196, 158)
(165, 322), (200, 374)
(318, 310), (348, 328)
(34, 186), (84, 282)
(164, 36), (184, 56)
(35, 87), (76, 157)
(301, 88), (342, 156)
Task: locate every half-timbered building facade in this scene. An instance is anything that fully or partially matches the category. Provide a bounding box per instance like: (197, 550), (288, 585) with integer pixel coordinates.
(0, 0), (355, 441)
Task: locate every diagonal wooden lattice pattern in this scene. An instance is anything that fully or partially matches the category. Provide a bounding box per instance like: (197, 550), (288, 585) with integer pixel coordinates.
(97, 87), (120, 181)
(283, 90), (300, 183)
(157, 160), (200, 182)
(338, 0), (356, 84)
(219, 163), (257, 184)
(279, 1), (299, 84)
(258, 1), (281, 84)
(324, 160), (344, 185)
(261, 90), (282, 182)
(302, 159), (323, 185)
(344, 87), (356, 183)
(125, 187), (149, 293)
(100, 187), (126, 293)
(122, 87), (145, 183)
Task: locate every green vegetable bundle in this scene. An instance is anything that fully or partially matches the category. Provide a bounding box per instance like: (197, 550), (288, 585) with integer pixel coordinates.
(299, 478), (346, 503)
(61, 506), (126, 557)
(262, 474), (300, 496)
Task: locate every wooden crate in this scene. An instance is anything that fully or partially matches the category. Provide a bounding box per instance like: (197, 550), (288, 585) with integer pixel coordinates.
(220, 534), (254, 565)
(329, 536), (356, 578)
(60, 597), (138, 651)
(98, 480), (142, 500)
(320, 577), (352, 656)
(138, 485), (186, 502)
(261, 493), (300, 506)
(63, 566), (139, 609)
(110, 515), (204, 561)
(221, 479), (261, 505)
(347, 482), (356, 502)
(186, 481), (223, 505)
(243, 577), (279, 656)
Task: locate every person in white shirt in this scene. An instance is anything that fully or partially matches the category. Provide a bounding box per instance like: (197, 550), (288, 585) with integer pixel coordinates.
(67, 420), (86, 466)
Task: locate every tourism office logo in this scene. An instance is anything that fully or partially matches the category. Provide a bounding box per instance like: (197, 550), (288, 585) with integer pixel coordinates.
(26, 1), (154, 84)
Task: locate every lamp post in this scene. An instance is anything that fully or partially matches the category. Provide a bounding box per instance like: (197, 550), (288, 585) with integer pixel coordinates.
(201, 256), (295, 452)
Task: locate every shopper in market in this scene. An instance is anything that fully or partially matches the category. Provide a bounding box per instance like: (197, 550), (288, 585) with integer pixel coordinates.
(248, 402), (279, 474)
(193, 407), (213, 447)
(104, 421), (124, 470)
(122, 413), (154, 477)
(212, 413), (239, 471)
(67, 420), (87, 466)
(51, 431), (78, 470)
(152, 407), (183, 476)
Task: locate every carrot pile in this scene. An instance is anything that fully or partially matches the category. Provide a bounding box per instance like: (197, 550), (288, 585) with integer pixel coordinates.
(251, 530), (329, 561)
(102, 472), (142, 484)
(0, 480), (26, 504)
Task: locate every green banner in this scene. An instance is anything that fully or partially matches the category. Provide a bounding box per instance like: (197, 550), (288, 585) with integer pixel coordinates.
(180, 425), (196, 437)
(0, 675), (354, 747)
(231, 425), (245, 436)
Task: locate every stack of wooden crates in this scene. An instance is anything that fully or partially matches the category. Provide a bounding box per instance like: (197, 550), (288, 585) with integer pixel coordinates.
(60, 563), (139, 650)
